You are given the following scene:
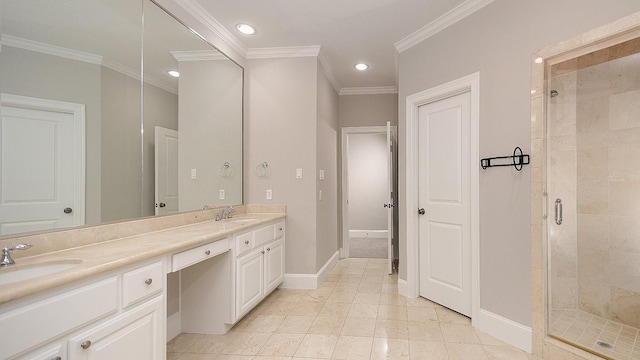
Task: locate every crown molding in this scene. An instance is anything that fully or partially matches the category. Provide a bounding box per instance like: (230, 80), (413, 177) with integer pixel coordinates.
(170, 50), (229, 62)
(246, 46), (321, 59)
(2, 35), (177, 94)
(318, 51), (340, 94)
(1, 35), (102, 65)
(394, 0), (494, 53)
(172, 0), (248, 58)
(339, 86), (398, 96)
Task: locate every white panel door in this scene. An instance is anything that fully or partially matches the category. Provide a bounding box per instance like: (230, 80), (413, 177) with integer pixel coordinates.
(418, 91), (471, 316)
(154, 127), (179, 216)
(0, 96), (84, 235)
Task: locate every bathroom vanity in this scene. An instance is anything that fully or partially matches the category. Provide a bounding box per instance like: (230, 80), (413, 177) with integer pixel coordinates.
(0, 209), (285, 360)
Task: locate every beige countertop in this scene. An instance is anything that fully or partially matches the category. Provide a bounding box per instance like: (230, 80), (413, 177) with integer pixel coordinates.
(0, 213), (285, 305)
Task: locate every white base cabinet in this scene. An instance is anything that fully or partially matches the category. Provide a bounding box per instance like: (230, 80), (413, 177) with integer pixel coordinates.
(233, 221), (285, 322)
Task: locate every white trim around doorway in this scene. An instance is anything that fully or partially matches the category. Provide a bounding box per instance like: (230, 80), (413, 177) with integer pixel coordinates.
(404, 72), (480, 327)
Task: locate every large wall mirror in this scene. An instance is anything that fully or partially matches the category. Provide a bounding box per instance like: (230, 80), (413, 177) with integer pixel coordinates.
(0, 0), (243, 236)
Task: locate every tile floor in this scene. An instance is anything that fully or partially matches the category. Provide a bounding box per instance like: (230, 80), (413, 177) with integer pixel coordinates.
(167, 258), (531, 360)
(348, 237), (387, 259)
(550, 309), (640, 359)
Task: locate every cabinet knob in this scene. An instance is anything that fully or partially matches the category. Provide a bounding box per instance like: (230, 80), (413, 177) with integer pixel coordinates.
(205, 250), (211, 255)
(81, 340), (92, 349)
(145, 278), (153, 285)
(244, 240), (250, 245)
(279, 228), (283, 231)
(52, 357), (62, 360)
(267, 248), (271, 251)
(261, 250), (265, 254)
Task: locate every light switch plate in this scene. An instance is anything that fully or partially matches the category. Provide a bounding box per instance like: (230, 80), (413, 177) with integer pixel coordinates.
(219, 189), (225, 200)
(266, 189), (273, 200)
(319, 170), (325, 180)
(191, 168), (197, 180)
(296, 168), (303, 179)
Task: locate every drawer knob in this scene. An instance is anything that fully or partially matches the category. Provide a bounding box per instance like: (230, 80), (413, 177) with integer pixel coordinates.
(279, 228), (283, 231)
(52, 357), (62, 360)
(81, 340), (92, 349)
(205, 250), (211, 255)
(244, 240), (250, 245)
(261, 250), (265, 254)
(145, 278), (153, 285)
(267, 248), (271, 251)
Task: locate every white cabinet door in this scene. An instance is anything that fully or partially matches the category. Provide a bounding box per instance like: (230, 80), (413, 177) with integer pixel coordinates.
(264, 239), (284, 295)
(17, 342), (64, 360)
(68, 297), (164, 360)
(236, 249), (264, 318)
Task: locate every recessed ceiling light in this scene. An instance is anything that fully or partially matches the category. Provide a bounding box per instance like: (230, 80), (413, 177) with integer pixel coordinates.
(168, 70), (180, 78)
(236, 24), (256, 35)
(355, 63), (369, 71)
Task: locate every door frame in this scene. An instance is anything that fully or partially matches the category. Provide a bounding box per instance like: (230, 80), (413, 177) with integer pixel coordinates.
(0, 93), (86, 227)
(341, 125), (397, 259)
(405, 72), (479, 325)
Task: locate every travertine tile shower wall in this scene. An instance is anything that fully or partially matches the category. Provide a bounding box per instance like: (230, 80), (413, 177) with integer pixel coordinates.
(549, 47), (640, 329)
(575, 51), (640, 328)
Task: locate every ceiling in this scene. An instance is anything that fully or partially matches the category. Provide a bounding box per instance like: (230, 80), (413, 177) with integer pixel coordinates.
(193, 0), (470, 91)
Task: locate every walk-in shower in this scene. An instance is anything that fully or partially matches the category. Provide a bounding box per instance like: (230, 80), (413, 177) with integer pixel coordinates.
(546, 36), (640, 359)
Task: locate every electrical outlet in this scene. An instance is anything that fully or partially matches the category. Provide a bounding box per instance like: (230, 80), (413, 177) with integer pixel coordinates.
(296, 168), (303, 179)
(266, 189), (273, 200)
(191, 168), (197, 180)
(319, 190), (322, 200)
(219, 189), (225, 200)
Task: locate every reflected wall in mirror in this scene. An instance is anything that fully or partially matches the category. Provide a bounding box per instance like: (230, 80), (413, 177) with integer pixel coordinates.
(0, 0), (243, 237)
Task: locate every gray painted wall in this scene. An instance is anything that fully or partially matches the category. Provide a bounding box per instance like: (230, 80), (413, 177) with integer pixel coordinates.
(316, 64), (339, 272)
(398, 0), (640, 327)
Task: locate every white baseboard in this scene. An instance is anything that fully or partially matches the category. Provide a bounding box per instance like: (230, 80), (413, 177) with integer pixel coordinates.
(281, 251), (339, 290)
(349, 230), (388, 238)
(477, 309), (532, 353)
(167, 311), (181, 342)
(398, 278), (409, 297)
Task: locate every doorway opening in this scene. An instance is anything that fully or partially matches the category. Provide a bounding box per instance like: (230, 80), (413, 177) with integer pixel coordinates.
(341, 123), (398, 274)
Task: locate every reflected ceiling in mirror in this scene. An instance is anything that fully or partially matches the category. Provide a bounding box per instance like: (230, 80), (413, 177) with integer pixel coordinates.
(0, 0), (243, 237)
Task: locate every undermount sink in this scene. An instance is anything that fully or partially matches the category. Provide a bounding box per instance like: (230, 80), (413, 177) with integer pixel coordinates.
(0, 261), (82, 285)
(224, 218), (259, 223)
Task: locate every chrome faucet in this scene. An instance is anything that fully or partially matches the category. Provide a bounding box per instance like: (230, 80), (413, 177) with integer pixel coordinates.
(1, 244), (32, 267)
(215, 206), (235, 221)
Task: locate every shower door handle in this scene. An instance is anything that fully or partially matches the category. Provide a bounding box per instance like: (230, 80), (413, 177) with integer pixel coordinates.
(554, 198), (563, 225)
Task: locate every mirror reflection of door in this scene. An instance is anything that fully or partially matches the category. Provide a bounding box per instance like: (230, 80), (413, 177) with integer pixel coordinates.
(154, 126), (178, 216)
(344, 124), (397, 270)
(0, 94), (85, 235)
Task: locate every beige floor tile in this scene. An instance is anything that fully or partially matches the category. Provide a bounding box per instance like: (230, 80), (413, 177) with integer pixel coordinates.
(244, 315), (286, 333)
(221, 332), (272, 355)
(294, 334), (339, 359)
(406, 297), (437, 308)
(445, 343), (488, 360)
(362, 274), (386, 283)
(168, 333), (204, 352)
(256, 333), (304, 357)
(319, 302), (351, 317)
(378, 305), (409, 321)
(440, 323), (481, 344)
(308, 316), (346, 335)
(348, 303), (379, 319)
(483, 344), (529, 360)
(290, 301), (324, 316)
(334, 282), (360, 291)
(327, 291), (357, 303)
(408, 321), (444, 342)
(341, 317), (377, 337)
(380, 293), (408, 306)
(382, 284), (400, 294)
(331, 335), (374, 360)
(354, 292), (382, 305)
(301, 288), (334, 302)
(371, 338), (410, 360)
(475, 330), (511, 347)
(259, 302), (295, 316)
(167, 352), (183, 360)
(435, 308), (470, 325)
(186, 337), (231, 355)
(340, 274), (363, 283)
(375, 320), (409, 339)
(358, 282), (383, 293)
(275, 315), (315, 334)
(344, 267), (366, 275)
(213, 355), (254, 360)
(407, 307), (438, 322)
(408, 340), (449, 360)
(173, 353), (216, 360)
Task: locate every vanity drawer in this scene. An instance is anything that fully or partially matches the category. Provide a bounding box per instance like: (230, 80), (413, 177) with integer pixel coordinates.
(122, 261), (164, 308)
(0, 276), (117, 358)
(254, 224), (275, 247)
(235, 232), (253, 256)
(172, 238), (230, 272)
(274, 221), (285, 239)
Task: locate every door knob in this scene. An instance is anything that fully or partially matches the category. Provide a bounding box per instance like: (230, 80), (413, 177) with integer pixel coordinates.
(63, 207), (73, 214)
(159, 203), (166, 208)
(418, 208), (425, 215)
